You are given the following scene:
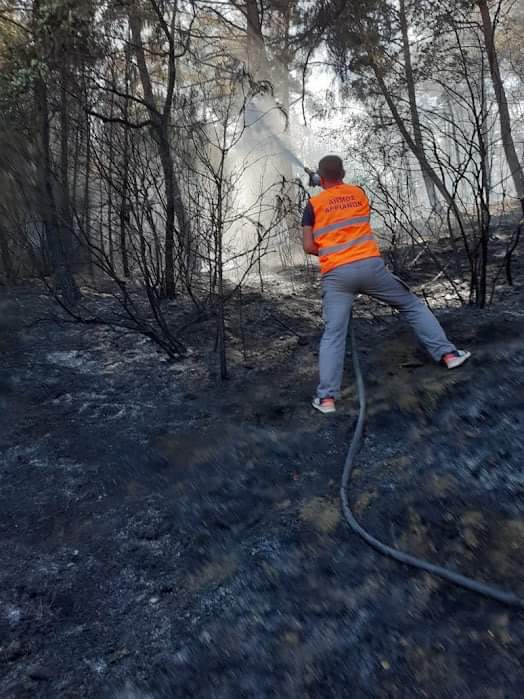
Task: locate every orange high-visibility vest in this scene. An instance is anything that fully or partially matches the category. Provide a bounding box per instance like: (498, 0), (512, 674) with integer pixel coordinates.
(310, 183), (381, 274)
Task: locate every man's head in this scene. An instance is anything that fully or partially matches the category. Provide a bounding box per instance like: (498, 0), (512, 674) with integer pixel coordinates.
(318, 155), (345, 187)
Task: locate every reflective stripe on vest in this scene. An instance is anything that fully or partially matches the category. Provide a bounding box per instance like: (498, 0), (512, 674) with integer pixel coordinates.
(319, 235), (375, 258)
(310, 184), (380, 274)
(313, 215), (371, 240)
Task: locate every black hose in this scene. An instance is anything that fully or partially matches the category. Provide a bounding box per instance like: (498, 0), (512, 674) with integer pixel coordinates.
(341, 322), (524, 609)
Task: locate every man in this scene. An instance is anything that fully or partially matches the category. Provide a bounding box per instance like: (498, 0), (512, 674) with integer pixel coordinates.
(302, 155), (470, 415)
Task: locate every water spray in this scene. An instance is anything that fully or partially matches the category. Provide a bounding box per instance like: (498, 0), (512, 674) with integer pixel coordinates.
(244, 96), (320, 188)
(254, 119), (320, 187)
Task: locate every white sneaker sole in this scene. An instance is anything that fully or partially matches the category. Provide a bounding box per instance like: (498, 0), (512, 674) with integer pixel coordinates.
(312, 399), (336, 414)
(446, 351), (471, 369)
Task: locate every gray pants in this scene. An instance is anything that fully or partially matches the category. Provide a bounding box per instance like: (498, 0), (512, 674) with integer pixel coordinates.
(318, 257), (456, 399)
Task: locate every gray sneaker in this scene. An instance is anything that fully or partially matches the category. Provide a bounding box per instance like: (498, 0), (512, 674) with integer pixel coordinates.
(441, 350), (471, 369)
(312, 397), (336, 414)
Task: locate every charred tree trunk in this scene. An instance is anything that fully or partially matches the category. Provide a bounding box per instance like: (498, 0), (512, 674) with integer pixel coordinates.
(78, 62), (93, 274)
(398, 0), (439, 211)
(83, 103), (94, 278)
(129, 7), (192, 298)
(478, 0), (524, 213)
(244, 0), (272, 84)
(59, 68), (76, 262)
(34, 74), (80, 305)
(107, 87), (115, 269)
(120, 41), (131, 278)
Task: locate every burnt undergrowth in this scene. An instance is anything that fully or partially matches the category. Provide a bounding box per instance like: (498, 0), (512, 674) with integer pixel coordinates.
(0, 241), (523, 698)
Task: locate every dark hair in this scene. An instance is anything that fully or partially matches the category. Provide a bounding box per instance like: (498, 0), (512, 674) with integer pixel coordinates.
(318, 155), (345, 181)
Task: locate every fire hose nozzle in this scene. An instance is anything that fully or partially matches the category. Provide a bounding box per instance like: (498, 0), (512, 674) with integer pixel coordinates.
(305, 167), (321, 187)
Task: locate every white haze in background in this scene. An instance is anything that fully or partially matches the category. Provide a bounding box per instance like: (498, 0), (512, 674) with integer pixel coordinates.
(217, 37), (524, 278)
(221, 55), (363, 278)
(290, 47), (524, 209)
(222, 92), (303, 277)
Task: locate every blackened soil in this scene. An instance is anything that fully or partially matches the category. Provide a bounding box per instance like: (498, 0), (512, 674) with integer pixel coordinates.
(1, 271), (523, 698)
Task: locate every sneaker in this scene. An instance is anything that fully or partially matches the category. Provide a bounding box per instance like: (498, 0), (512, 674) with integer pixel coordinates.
(441, 349), (471, 369)
(312, 397), (336, 414)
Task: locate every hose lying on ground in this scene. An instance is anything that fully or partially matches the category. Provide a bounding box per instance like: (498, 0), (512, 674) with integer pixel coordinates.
(341, 322), (524, 609)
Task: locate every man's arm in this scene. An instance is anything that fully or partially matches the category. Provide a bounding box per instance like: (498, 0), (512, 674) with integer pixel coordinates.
(303, 226), (319, 256)
(301, 201), (319, 256)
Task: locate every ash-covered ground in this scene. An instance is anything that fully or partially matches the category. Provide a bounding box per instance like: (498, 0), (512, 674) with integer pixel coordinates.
(1, 252), (524, 697)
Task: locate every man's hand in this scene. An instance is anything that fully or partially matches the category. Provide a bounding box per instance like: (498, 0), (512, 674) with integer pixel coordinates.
(303, 226), (319, 256)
